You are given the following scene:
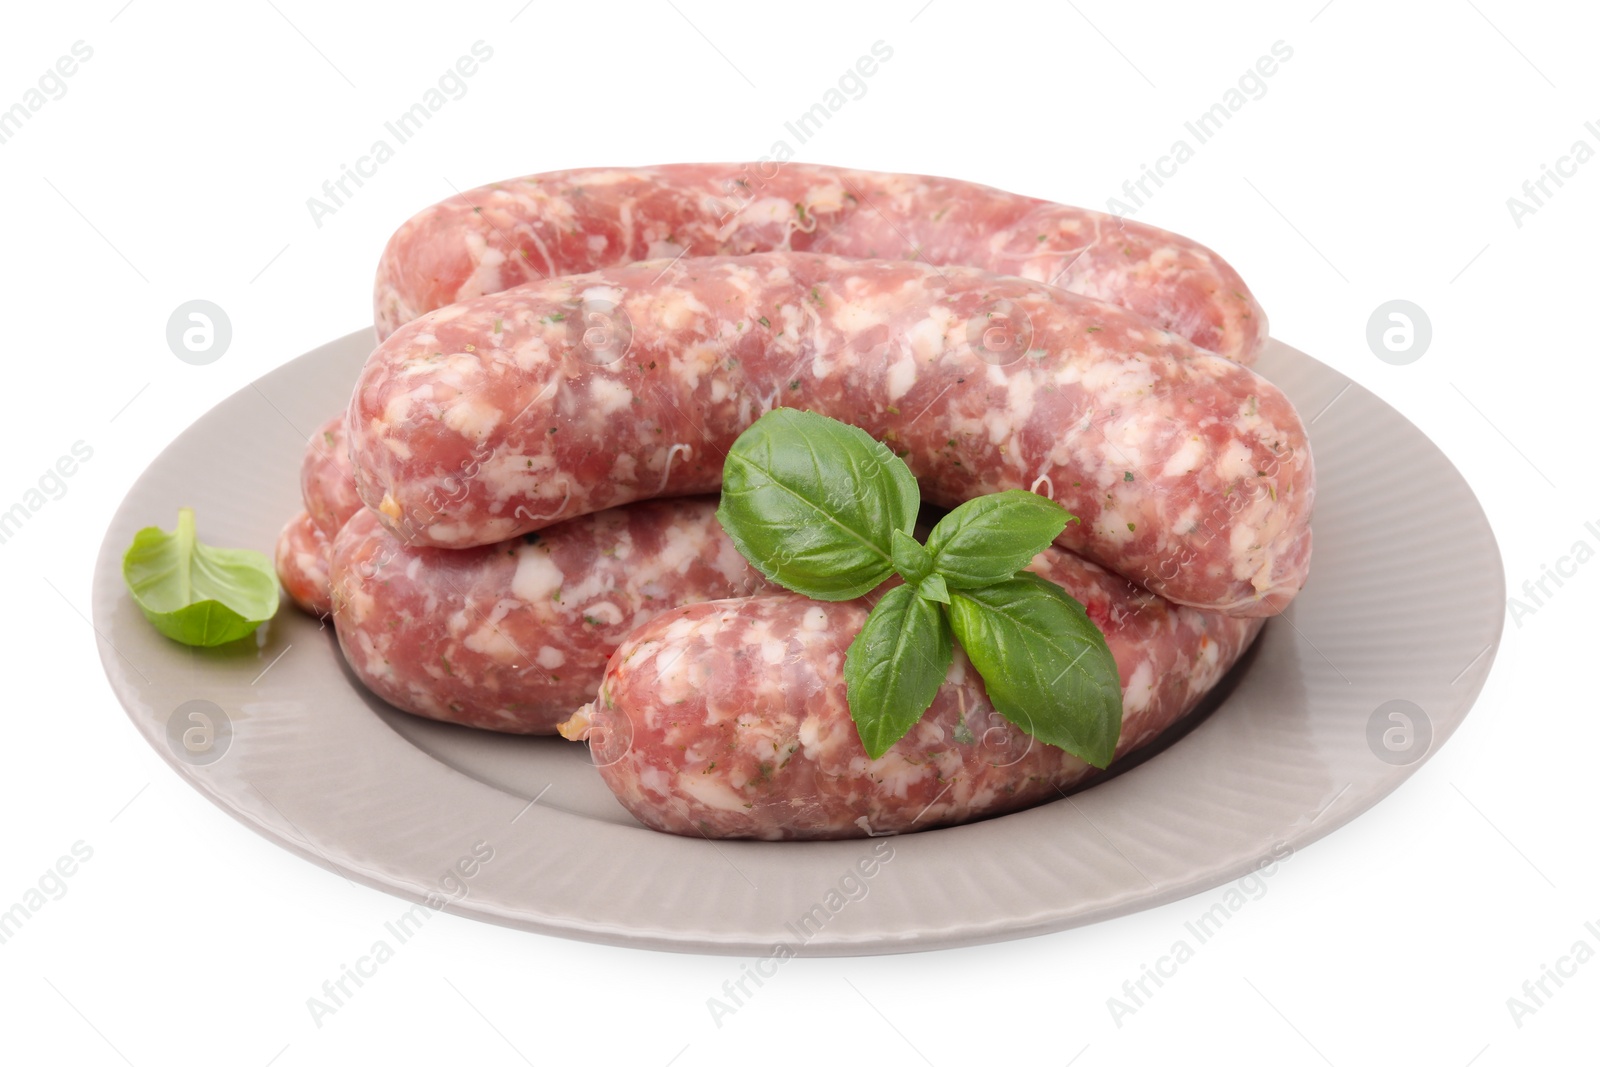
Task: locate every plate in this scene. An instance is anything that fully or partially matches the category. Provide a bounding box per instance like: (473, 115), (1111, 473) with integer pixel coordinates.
(91, 333), (1504, 955)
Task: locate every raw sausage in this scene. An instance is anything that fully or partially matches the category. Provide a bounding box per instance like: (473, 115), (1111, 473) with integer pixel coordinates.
(373, 162), (1266, 363)
(354, 253), (1309, 614)
(275, 510), (333, 616)
(328, 498), (775, 733)
(301, 414), (363, 540)
(277, 414), (361, 617)
(560, 547), (1264, 840)
(350, 253), (1313, 616)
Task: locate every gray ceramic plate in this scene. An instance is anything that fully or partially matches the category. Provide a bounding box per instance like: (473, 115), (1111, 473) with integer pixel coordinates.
(91, 333), (1504, 955)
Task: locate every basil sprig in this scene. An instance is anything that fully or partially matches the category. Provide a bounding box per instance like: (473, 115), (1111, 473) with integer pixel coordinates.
(716, 409), (1123, 766)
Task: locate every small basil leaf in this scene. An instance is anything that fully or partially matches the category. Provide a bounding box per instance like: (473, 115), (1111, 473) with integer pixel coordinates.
(947, 573), (1122, 767)
(925, 490), (1074, 590)
(123, 508), (279, 647)
(717, 408), (919, 601)
(890, 528), (933, 586)
(916, 573), (950, 604)
(844, 584), (954, 759)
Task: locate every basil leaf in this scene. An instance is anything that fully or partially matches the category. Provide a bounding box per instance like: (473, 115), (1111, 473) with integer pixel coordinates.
(925, 490), (1073, 590)
(123, 508), (279, 647)
(916, 573), (950, 604)
(947, 573), (1122, 767)
(844, 584), (954, 759)
(890, 528), (933, 585)
(717, 408), (919, 601)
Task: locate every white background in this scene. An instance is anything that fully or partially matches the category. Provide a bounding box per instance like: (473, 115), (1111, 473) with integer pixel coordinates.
(1, 1), (1594, 1064)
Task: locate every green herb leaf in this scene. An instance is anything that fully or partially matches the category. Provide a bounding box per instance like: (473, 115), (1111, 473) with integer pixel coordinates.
(717, 409), (918, 600)
(916, 572), (950, 604)
(122, 508), (279, 647)
(715, 410), (1123, 766)
(924, 490), (1073, 590)
(844, 585), (954, 759)
(947, 573), (1122, 767)
(890, 528), (933, 586)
